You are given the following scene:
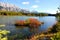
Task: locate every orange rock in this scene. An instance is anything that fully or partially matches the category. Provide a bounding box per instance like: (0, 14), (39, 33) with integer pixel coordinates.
(15, 20), (25, 25)
(15, 18), (44, 28)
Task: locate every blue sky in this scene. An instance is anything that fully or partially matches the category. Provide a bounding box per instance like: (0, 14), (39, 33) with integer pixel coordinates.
(0, 0), (60, 14)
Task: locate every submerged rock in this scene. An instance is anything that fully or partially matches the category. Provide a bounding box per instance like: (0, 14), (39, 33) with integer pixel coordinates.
(15, 18), (44, 28)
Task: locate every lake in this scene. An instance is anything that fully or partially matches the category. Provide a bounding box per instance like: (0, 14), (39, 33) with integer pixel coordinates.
(0, 16), (57, 38)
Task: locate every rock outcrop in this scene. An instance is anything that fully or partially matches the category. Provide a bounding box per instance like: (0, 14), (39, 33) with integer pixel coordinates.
(15, 18), (44, 28)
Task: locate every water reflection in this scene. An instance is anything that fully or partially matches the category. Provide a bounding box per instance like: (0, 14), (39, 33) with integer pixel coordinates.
(0, 16), (57, 39)
(15, 26), (39, 36)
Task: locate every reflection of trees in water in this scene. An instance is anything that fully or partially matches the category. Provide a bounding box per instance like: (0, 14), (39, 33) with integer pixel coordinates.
(29, 27), (39, 34)
(15, 26), (39, 39)
(56, 16), (60, 22)
(16, 26), (39, 34)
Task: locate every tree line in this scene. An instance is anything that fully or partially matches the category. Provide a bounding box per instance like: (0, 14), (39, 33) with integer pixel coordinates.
(0, 11), (48, 16)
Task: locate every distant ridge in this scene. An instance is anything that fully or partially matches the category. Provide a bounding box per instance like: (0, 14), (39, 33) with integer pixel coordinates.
(0, 2), (39, 13)
(0, 2), (21, 12)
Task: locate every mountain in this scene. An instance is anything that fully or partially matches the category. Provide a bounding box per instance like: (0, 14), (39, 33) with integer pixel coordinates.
(0, 2), (22, 12)
(0, 2), (38, 13)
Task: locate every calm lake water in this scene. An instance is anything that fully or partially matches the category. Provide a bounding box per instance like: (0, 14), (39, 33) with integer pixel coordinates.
(0, 16), (57, 37)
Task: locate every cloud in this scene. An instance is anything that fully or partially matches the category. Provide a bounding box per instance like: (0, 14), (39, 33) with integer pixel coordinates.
(22, 2), (30, 5)
(31, 5), (39, 8)
(47, 10), (56, 14)
(40, 10), (56, 14)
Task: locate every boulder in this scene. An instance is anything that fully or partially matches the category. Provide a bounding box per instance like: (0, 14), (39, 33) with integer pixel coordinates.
(15, 18), (44, 28)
